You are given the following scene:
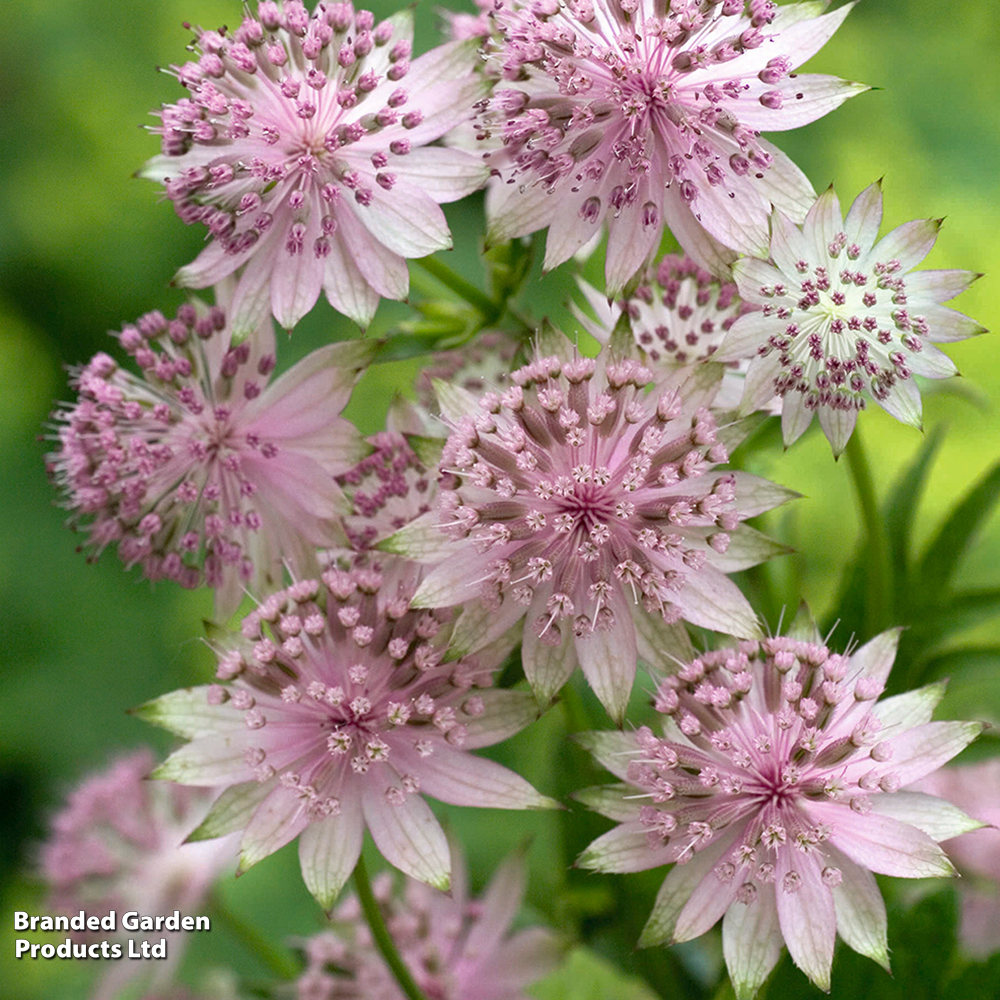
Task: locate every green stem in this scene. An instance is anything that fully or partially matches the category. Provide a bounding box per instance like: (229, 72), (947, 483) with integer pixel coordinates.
(415, 255), (498, 319)
(209, 894), (298, 980)
(354, 856), (428, 1000)
(844, 428), (889, 637)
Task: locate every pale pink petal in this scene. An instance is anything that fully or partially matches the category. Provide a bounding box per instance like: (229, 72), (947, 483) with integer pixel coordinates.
(238, 784), (314, 873)
(871, 791), (984, 842)
(828, 849), (889, 970)
(673, 835), (745, 941)
(639, 834), (734, 946)
(722, 884), (784, 1000)
(875, 376), (923, 428)
(871, 218), (942, 272)
(849, 627), (903, 689)
(322, 228), (381, 327)
(775, 847), (835, 991)
(396, 147), (489, 203)
(808, 801), (956, 878)
(574, 590), (639, 724)
(577, 823), (666, 874)
(399, 743), (557, 811)
(817, 404), (859, 457)
(361, 786), (450, 890)
(873, 680), (946, 732)
(462, 690), (545, 749)
(903, 269), (981, 306)
(298, 786), (364, 911)
(879, 721), (985, 786)
(735, 76), (869, 131)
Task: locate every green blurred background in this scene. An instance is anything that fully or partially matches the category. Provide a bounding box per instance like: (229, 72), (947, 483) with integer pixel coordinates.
(1, 1), (998, 997)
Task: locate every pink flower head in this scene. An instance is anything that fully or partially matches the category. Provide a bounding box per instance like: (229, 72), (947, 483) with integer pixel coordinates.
(297, 845), (563, 1000)
(480, 0), (866, 291)
(404, 345), (795, 722)
(143, 2), (488, 332)
(141, 566), (556, 910)
(717, 182), (987, 454)
(576, 630), (984, 998)
(911, 758), (1000, 957)
(441, 0), (498, 42)
(48, 296), (372, 618)
(40, 750), (236, 1000)
(574, 254), (765, 411)
(336, 431), (436, 552)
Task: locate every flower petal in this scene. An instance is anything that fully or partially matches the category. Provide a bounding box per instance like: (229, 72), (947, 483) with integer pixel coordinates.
(722, 884), (784, 1000)
(828, 848), (889, 971)
(361, 785), (450, 890)
(871, 791), (985, 842)
(577, 823), (665, 874)
(574, 590), (638, 724)
(238, 784), (313, 873)
(775, 847), (835, 991)
(298, 786), (364, 911)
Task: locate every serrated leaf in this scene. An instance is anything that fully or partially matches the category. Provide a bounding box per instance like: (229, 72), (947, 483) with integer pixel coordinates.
(917, 458), (1000, 591)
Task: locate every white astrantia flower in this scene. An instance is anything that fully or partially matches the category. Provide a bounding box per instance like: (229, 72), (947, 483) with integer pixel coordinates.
(717, 182), (986, 453)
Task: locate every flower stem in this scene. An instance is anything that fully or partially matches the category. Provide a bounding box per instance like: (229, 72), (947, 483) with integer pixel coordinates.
(844, 428), (890, 637)
(354, 855), (429, 1000)
(415, 255), (499, 319)
(209, 893), (299, 980)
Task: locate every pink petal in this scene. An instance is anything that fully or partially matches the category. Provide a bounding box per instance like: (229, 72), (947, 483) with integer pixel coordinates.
(361, 785), (451, 890)
(322, 228), (381, 327)
(780, 389), (815, 446)
(399, 743), (557, 811)
(871, 791), (984, 842)
(808, 801), (956, 878)
(577, 823), (666, 874)
(775, 847), (836, 991)
(673, 834), (745, 940)
(639, 833), (734, 946)
(574, 730), (640, 782)
(238, 784), (314, 872)
(334, 206), (409, 300)
(803, 186), (845, 260)
(153, 733), (250, 787)
(828, 848), (890, 970)
(879, 721), (985, 786)
(722, 883), (784, 1000)
(817, 402), (859, 456)
(463, 849), (526, 962)
(298, 785), (363, 910)
(849, 627), (902, 689)
(188, 780), (274, 842)
(902, 268), (981, 306)
(573, 590), (638, 724)
(736, 75), (869, 131)
(461, 690), (545, 749)
(396, 147), (489, 203)
(572, 783), (638, 822)
(270, 196), (325, 330)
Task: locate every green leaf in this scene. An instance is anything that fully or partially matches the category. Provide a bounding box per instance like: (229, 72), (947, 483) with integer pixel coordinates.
(884, 423), (946, 584)
(917, 458), (1000, 591)
(528, 946), (661, 1000)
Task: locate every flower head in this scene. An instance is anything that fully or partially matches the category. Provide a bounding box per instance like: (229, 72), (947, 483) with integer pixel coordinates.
(576, 629), (984, 997)
(48, 296), (371, 618)
(143, 2), (487, 331)
(480, 0), (865, 291)
(911, 759), (1000, 957)
(40, 750), (236, 1000)
(717, 183), (987, 453)
(141, 566), (555, 910)
(336, 431), (436, 552)
(296, 845), (563, 1000)
(575, 254), (764, 410)
(405, 345), (794, 722)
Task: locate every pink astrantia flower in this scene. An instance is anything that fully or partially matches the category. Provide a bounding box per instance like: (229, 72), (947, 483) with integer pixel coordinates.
(297, 846), (563, 1000)
(40, 750), (237, 1000)
(336, 431), (436, 552)
(716, 182), (987, 454)
(911, 759), (1000, 957)
(576, 630), (984, 998)
(480, 0), (866, 290)
(139, 566), (556, 910)
(395, 344), (795, 722)
(142, 2), (488, 332)
(574, 254), (764, 411)
(48, 296), (372, 618)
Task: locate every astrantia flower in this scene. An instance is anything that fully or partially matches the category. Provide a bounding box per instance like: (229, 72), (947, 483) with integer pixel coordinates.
(336, 431), (436, 552)
(48, 297), (371, 618)
(574, 254), (764, 410)
(40, 750), (236, 1000)
(398, 344), (794, 721)
(297, 846), (563, 1000)
(480, 0), (865, 290)
(576, 630), (985, 998)
(716, 182), (987, 453)
(911, 759), (1000, 957)
(139, 566), (556, 909)
(143, 2), (488, 331)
